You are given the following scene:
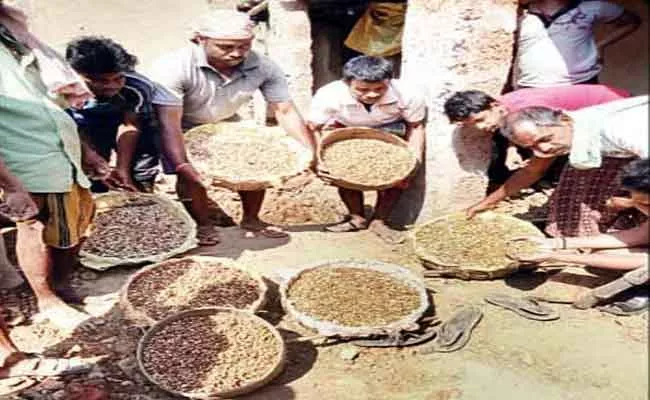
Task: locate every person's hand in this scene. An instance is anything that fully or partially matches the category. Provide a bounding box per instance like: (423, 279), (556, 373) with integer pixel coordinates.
(82, 150), (111, 181)
(465, 202), (493, 219)
(510, 236), (559, 250)
(0, 187), (39, 222)
(513, 248), (556, 263)
(315, 165), (335, 185)
(505, 150), (529, 171)
(105, 168), (138, 192)
(606, 196), (635, 211)
(506, 237), (558, 263)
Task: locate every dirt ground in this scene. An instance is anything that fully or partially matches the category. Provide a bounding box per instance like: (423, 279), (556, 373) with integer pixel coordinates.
(1, 176), (647, 400)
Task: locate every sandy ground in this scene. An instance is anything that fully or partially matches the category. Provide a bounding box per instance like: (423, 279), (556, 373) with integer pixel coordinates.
(1, 195), (647, 400)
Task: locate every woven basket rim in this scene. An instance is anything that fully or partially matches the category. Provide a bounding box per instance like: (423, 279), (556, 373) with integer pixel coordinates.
(78, 192), (198, 270)
(136, 307), (285, 399)
(279, 259), (429, 337)
(185, 123), (312, 191)
(411, 211), (545, 278)
(317, 127), (418, 191)
(120, 255), (268, 326)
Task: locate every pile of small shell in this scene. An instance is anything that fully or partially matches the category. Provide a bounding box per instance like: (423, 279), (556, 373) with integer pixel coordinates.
(321, 139), (415, 187)
(286, 266), (421, 327)
(82, 198), (189, 258)
(141, 311), (282, 395)
(127, 258), (262, 321)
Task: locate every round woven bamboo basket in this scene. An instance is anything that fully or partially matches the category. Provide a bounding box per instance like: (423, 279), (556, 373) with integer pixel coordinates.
(120, 256), (268, 326)
(185, 122), (312, 191)
(317, 127), (418, 191)
(79, 192), (197, 271)
(137, 307), (285, 399)
(280, 259), (429, 338)
(412, 211), (545, 280)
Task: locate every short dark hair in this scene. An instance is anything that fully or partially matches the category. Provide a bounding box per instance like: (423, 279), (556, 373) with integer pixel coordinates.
(66, 36), (138, 75)
(501, 106), (566, 140)
(342, 56), (393, 82)
(621, 158), (650, 194)
(443, 90), (498, 122)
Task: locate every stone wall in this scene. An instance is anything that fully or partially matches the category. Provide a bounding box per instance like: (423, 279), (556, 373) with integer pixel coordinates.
(393, 0), (518, 225)
(267, 0), (313, 116)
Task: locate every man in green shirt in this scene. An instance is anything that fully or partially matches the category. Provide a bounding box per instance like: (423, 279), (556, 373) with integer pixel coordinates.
(0, 4), (99, 330)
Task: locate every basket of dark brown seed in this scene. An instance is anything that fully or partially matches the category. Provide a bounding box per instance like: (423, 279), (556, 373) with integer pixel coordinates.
(317, 127), (418, 191)
(121, 256), (267, 326)
(138, 307), (285, 399)
(280, 260), (429, 338)
(413, 212), (545, 280)
(185, 121), (313, 192)
(79, 192), (197, 271)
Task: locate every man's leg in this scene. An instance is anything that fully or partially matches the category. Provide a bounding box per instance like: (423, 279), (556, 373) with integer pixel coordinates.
(325, 188), (367, 232)
(369, 187), (405, 243)
(176, 175), (220, 245)
(50, 246), (84, 305)
(15, 222), (88, 329)
(239, 190), (288, 238)
(0, 315), (18, 364)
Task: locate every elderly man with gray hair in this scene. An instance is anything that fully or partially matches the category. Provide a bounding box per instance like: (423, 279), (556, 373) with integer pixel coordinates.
(150, 10), (315, 242)
(467, 95), (648, 238)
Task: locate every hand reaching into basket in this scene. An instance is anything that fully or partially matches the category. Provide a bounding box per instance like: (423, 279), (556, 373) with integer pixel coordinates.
(505, 236), (557, 262)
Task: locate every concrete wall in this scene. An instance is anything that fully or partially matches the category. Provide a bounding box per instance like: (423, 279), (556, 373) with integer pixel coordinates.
(597, 0), (649, 95)
(267, 0), (313, 115)
(393, 0), (518, 224)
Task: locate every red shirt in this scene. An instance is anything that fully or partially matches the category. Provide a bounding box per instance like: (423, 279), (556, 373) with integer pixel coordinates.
(499, 84), (630, 112)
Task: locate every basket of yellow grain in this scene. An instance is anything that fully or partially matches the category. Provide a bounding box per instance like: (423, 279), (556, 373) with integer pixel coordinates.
(280, 259), (429, 338)
(412, 212), (545, 280)
(317, 127), (418, 191)
(185, 121), (313, 192)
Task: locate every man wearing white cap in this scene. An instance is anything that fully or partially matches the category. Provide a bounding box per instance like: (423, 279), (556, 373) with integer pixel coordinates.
(150, 10), (315, 241)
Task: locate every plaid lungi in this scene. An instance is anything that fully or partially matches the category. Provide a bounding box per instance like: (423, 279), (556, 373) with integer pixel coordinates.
(545, 157), (638, 237)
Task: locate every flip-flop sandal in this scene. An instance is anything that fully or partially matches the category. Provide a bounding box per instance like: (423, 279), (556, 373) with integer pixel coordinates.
(0, 355), (92, 379)
(197, 225), (220, 246)
(351, 320), (441, 347)
(324, 219), (367, 233)
(598, 290), (649, 316)
(419, 307), (483, 354)
(0, 376), (38, 396)
(484, 293), (559, 321)
(242, 225), (289, 239)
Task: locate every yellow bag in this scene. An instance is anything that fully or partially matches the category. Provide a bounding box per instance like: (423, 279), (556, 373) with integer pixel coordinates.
(344, 2), (407, 57)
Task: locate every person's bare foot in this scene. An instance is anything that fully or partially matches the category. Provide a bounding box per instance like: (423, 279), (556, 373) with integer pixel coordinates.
(369, 220), (405, 244)
(35, 302), (90, 331)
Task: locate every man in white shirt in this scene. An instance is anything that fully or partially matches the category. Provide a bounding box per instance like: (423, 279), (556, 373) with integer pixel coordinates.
(308, 56), (426, 243)
(467, 95), (648, 237)
(514, 0), (640, 88)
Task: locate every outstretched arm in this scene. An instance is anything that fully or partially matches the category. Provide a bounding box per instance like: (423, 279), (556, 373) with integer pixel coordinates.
(466, 156), (555, 218)
(271, 101), (316, 152)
